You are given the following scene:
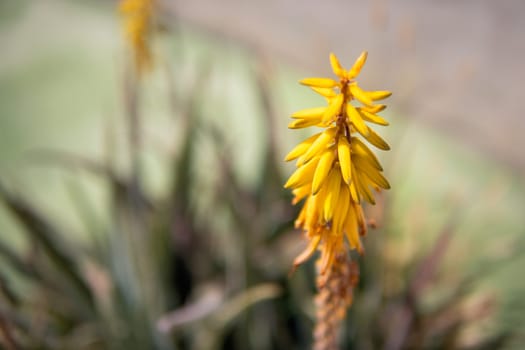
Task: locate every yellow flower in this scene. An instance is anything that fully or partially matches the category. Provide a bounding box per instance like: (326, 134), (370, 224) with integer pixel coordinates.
(119, 0), (154, 75)
(285, 52), (391, 274)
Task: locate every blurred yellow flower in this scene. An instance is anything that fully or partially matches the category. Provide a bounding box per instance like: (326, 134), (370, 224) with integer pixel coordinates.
(285, 52), (391, 274)
(119, 0), (154, 75)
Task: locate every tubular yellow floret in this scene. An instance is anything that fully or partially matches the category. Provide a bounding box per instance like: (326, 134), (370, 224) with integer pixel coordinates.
(329, 53), (346, 78)
(300, 78), (339, 88)
(347, 51), (368, 79)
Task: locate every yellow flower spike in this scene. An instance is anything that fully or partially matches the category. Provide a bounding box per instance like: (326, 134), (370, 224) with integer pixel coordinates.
(347, 104), (370, 136)
(358, 108), (389, 126)
(363, 127), (391, 150)
(284, 156), (320, 189)
(366, 90), (392, 101)
(312, 147), (337, 195)
(119, 0), (154, 75)
(300, 77), (339, 88)
(299, 127), (337, 165)
(337, 136), (352, 184)
(322, 93), (344, 124)
(329, 53), (347, 78)
(284, 52), (392, 348)
(349, 83), (374, 106)
(291, 107), (327, 120)
(347, 51), (368, 79)
(284, 132), (322, 161)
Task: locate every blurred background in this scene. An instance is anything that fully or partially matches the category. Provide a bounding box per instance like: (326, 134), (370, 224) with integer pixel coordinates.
(0, 0), (524, 349)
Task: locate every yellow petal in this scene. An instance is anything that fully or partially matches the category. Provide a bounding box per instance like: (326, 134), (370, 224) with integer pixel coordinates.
(312, 147), (336, 194)
(354, 157), (390, 189)
(310, 86), (337, 98)
(292, 184), (310, 204)
(363, 127), (390, 150)
(323, 170), (341, 221)
(294, 198), (309, 228)
(300, 77), (338, 88)
(349, 181), (360, 203)
(347, 104), (370, 136)
(288, 118), (321, 129)
(337, 136), (352, 184)
(329, 53), (346, 78)
(312, 180), (329, 221)
(351, 138), (383, 170)
(347, 51), (368, 79)
(366, 90), (392, 101)
(284, 156), (320, 189)
(331, 184), (349, 235)
(349, 83), (374, 106)
(352, 166), (375, 204)
(291, 107), (327, 119)
(318, 238), (336, 275)
(344, 205), (360, 251)
(358, 108), (389, 126)
(354, 202), (367, 237)
(322, 93), (344, 123)
(299, 127), (337, 165)
(361, 104), (386, 113)
(284, 132), (322, 161)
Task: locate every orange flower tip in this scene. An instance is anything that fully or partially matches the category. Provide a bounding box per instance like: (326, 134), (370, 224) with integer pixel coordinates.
(299, 77), (338, 88)
(293, 236), (321, 268)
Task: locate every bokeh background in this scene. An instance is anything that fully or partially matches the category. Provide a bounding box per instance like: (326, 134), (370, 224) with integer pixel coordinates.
(0, 0), (524, 349)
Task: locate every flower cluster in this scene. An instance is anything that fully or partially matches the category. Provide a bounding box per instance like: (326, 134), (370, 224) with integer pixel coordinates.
(285, 51), (391, 275)
(119, 0), (154, 75)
